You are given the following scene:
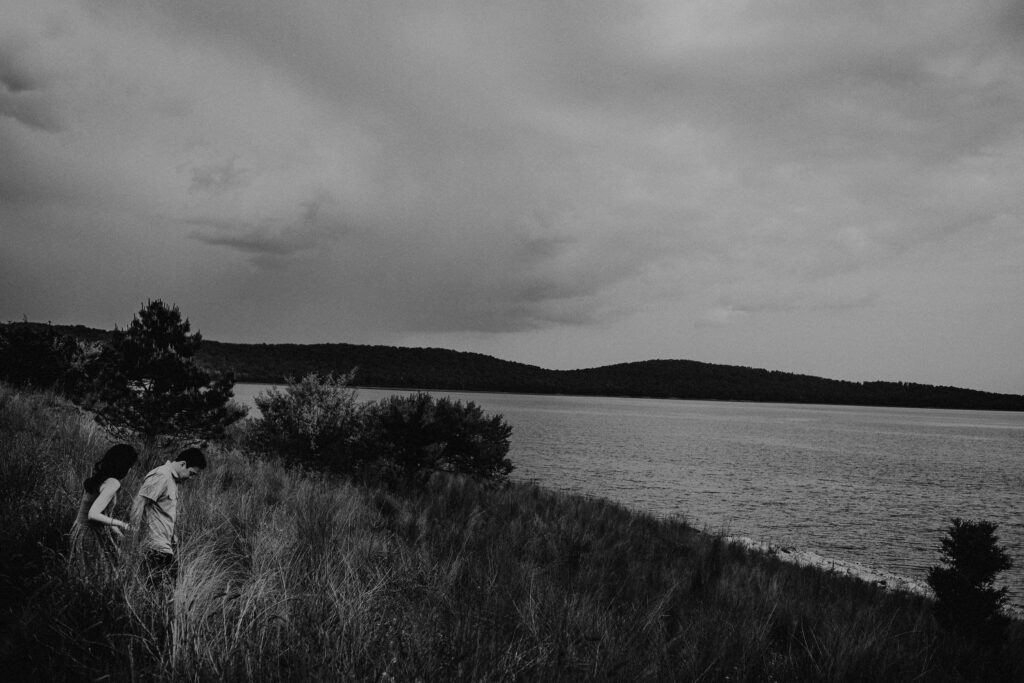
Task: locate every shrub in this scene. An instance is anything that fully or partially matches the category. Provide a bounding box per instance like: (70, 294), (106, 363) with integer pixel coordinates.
(361, 392), (513, 485)
(90, 300), (244, 444)
(927, 518), (1013, 643)
(0, 321), (84, 393)
(244, 371), (365, 472)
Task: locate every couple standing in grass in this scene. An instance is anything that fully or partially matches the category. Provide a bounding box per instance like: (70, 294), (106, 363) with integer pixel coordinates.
(68, 444), (207, 583)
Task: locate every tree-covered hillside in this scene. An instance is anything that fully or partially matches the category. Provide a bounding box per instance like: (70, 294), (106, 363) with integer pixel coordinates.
(16, 323), (1024, 411)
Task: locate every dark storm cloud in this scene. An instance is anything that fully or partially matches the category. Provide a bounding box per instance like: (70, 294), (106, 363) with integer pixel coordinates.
(188, 158), (250, 194)
(4, 0), (1024, 392)
(0, 44), (38, 93)
(188, 194), (348, 259)
(190, 229), (309, 257)
(0, 43), (61, 132)
(0, 91), (61, 132)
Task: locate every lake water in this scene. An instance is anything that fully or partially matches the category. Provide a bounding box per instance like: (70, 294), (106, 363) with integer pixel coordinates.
(233, 383), (1024, 605)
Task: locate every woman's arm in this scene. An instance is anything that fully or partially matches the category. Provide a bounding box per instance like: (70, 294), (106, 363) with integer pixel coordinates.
(87, 479), (129, 530)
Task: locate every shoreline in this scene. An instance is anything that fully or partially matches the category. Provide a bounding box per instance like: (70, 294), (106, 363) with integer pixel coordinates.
(234, 381), (1024, 414)
(235, 384), (1024, 617)
(725, 535), (1024, 620)
(510, 479), (1024, 618)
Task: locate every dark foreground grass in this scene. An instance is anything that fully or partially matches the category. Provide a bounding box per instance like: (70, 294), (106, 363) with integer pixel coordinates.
(1, 385), (1021, 682)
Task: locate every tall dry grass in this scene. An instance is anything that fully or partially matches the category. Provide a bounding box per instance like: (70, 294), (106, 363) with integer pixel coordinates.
(1, 384), (1021, 681)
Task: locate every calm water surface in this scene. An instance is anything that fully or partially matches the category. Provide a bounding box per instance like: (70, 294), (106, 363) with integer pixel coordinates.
(234, 384), (1024, 604)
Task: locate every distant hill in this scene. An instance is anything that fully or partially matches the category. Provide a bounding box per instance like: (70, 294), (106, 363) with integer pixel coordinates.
(25, 323), (1024, 411)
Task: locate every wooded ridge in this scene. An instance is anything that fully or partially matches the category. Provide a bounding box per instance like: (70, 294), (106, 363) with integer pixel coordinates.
(36, 323), (1024, 411)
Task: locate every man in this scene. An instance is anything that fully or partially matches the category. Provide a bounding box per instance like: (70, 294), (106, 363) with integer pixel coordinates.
(132, 447), (206, 584)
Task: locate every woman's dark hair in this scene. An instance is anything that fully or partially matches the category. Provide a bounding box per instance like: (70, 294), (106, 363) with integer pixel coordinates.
(84, 444), (139, 494)
(177, 447), (207, 470)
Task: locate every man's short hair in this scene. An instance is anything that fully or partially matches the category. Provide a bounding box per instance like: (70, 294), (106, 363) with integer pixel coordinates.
(177, 447), (207, 469)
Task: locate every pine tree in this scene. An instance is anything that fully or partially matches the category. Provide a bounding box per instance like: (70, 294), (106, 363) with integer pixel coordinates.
(927, 518), (1013, 644)
(92, 300), (244, 444)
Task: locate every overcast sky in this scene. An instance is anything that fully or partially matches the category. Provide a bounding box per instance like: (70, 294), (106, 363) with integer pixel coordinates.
(3, 1), (1024, 394)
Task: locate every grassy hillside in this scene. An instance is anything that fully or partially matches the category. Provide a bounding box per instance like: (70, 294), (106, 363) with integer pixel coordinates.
(1, 384), (1021, 681)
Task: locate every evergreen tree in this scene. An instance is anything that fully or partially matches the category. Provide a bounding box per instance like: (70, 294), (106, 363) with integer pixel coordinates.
(927, 518), (1013, 644)
(92, 300), (243, 444)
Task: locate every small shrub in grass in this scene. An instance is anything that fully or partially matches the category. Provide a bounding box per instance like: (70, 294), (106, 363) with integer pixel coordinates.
(244, 371), (365, 472)
(927, 518), (1013, 644)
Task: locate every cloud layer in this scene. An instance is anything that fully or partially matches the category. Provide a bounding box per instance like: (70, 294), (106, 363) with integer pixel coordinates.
(3, 0), (1024, 392)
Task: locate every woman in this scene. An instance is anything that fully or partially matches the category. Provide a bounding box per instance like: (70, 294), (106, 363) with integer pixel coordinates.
(68, 443), (139, 575)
